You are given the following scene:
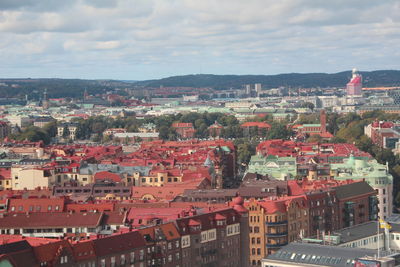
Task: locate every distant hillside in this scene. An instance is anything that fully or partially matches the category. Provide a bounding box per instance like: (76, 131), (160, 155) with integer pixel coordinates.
(1, 70), (399, 100)
(135, 70), (400, 89)
(0, 79), (133, 99)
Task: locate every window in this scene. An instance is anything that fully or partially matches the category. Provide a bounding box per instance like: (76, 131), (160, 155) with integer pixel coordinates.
(130, 252), (135, 263)
(55, 205), (59, 211)
(48, 205), (52, 211)
(168, 254), (172, 262)
(251, 237), (255, 244)
(100, 259), (105, 267)
(111, 256), (115, 267)
(121, 254), (126, 265)
(60, 256), (68, 264)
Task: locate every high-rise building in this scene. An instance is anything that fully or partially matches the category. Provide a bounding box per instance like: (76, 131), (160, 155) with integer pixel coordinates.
(255, 83), (262, 96)
(246, 84), (252, 95)
(346, 68), (362, 96)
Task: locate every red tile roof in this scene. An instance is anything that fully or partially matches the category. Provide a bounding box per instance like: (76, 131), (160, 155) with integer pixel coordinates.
(127, 207), (190, 226)
(0, 212), (103, 229)
(172, 123), (194, 128)
(93, 171), (122, 183)
(0, 235), (58, 247)
(138, 222), (180, 243)
(241, 122), (271, 128)
(92, 231), (145, 256)
(0, 169), (11, 180)
(176, 208), (241, 235)
(33, 240), (72, 263)
(66, 203), (115, 213)
(102, 211), (127, 225)
(71, 240), (96, 261)
(7, 198), (65, 213)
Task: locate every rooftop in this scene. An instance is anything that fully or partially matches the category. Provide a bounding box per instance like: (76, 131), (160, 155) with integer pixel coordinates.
(266, 242), (389, 267)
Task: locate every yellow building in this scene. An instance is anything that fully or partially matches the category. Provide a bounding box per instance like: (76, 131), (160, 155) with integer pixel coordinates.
(11, 167), (55, 190)
(246, 196), (309, 267)
(133, 171), (182, 187)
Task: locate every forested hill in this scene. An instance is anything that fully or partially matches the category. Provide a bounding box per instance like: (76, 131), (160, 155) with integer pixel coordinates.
(135, 70), (400, 89)
(1, 70), (400, 99)
(0, 79), (131, 99)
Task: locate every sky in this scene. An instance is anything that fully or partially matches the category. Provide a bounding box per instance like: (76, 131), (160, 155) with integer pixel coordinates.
(0, 0), (399, 80)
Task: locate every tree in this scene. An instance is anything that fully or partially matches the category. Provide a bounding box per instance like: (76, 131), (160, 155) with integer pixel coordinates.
(297, 113), (319, 124)
(327, 113), (340, 135)
(62, 125), (70, 139)
(195, 123), (208, 138)
(102, 134), (112, 143)
(355, 135), (374, 154)
(301, 102), (315, 111)
(337, 112), (361, 126)
(307, 134), (322, 143)
(267, 123), (292, 140)
(16, 126), (50, 144)
(395, 191), (400, 207)
(330, 136), (346, 143)
(237, 143), (253, 166)
(167, 129), (178, 141)
(92, 134), (101, 143)
(92, 122), (106, 134)
(43, 121), (57, 138)
(159, 126), (170, 140)
(336, 121), (365, 143)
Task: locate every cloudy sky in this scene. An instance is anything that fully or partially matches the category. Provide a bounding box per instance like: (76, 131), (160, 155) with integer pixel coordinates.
(0, 0), (399, 80)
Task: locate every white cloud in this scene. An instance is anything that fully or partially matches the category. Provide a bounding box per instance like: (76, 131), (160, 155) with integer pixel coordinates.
(95, 41), (121, 50)
(0, 0), (398, 79)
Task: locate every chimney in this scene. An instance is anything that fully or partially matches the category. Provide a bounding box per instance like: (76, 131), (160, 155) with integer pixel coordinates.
(320, 109), (327, 133)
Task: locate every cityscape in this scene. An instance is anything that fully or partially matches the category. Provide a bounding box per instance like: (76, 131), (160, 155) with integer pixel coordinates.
(0, 1), (400, 267)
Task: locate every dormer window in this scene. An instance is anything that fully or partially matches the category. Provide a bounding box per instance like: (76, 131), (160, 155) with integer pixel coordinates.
(217, 220), (225, 226)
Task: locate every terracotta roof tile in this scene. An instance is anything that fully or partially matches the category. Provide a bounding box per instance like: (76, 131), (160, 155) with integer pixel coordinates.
(0, 212), (103, 229)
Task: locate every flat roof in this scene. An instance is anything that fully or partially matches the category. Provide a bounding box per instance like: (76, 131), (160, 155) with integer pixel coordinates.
(265, 242), (389, 267)
(330, 221), (383, 244)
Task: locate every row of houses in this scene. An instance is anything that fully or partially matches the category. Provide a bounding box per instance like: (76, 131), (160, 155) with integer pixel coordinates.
(0, 202), (248, 267)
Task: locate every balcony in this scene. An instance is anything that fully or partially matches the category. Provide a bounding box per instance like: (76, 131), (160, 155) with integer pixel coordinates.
(266, 220), (288, 226)
(201, 249), (218, 257)
(313, 216), (322, 221)
(266, 232), (288, 237)
(266, 242), (288, 248)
